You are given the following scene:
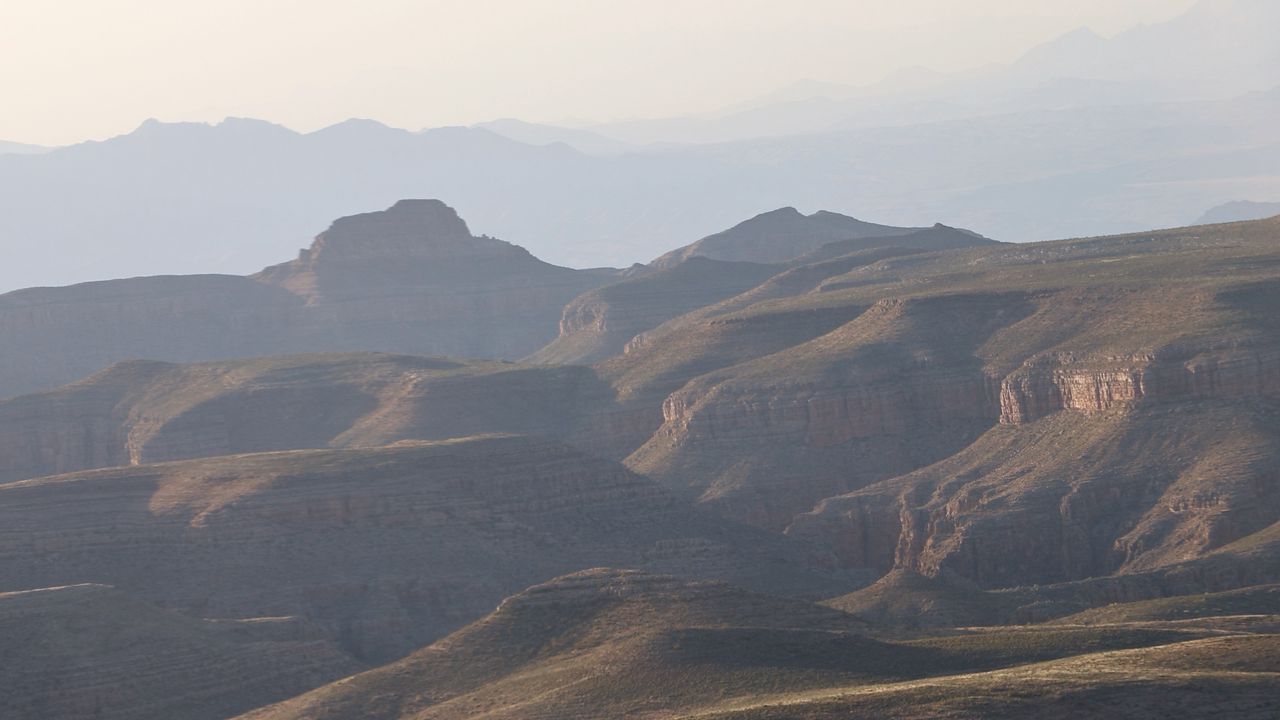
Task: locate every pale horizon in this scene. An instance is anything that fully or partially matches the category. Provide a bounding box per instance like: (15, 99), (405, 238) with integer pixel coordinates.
(4, 0), (1200, 146)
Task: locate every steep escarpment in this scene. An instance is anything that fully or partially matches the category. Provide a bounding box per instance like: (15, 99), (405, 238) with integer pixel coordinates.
(994, 278), (1280, 423)
(627, 292), (1033, 529)
(0, 353), (623, 483)
(0, 583), (360, 720)
(0, 200), (614, 399)
(0, 436), (847, 662)
(791, 399), (1280, 590)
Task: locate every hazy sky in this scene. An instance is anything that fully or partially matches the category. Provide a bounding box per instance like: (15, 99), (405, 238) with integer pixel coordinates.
(4, 0), (1199, 146)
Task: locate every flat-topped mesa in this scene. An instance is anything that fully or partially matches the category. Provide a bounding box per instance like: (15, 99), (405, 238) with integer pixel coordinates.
(305, 199), (523, 262)
(257, 199), (543, 299)
(245, 199), (613, 359)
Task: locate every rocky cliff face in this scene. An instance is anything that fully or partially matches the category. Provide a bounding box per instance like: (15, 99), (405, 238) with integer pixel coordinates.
(626, 293), (1030, 529)
(0, 436), (848, 662)
(999, 347), (1280, 423)
(790, 397), (1280, 590)
(0, 200), (614, 399)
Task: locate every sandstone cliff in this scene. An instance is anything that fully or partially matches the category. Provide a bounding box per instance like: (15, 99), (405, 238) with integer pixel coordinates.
(626, 292), (1029, 529)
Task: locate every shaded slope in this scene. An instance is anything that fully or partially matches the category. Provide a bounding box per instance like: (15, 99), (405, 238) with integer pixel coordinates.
(822, 569), (1022, 629)
(790, 397), (1280, 590)
(1050, 584), (1280, 626)
(0, 436), (847, 662)
(793, 223), (997, 264)
(0, 274), (303, 400)
(529, 257), (781, 365)
(0, 352), (618, 483)
(240, 570), (1215, 720)
(651, 207), (924, 268)
(689, 635), (1280, 720)
(0, 583), (360, 720)
(533, 223), (994, 367)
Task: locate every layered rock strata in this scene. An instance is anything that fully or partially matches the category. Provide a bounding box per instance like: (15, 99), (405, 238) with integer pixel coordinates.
(0, 435), (848, 661)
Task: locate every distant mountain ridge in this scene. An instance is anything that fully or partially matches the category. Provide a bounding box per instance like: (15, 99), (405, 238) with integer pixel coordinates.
(4, 75), (1279, 291)
(1197, 200), (1280, 225)
(0, 140), (48, 155)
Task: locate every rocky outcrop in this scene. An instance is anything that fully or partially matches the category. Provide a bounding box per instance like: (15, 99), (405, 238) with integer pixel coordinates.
(0, 200), (615, 399)
(1000, 347), (1280, 423)
(790, 398), (1280, 590)
(0, 583), (360, 720)
(0, 435), (849, 662)
(627, 293), (1031, 530)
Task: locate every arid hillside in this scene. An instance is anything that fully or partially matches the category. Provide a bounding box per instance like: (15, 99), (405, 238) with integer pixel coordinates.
(0, 353), (619, 483)
(239, 570), (1276, 720)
